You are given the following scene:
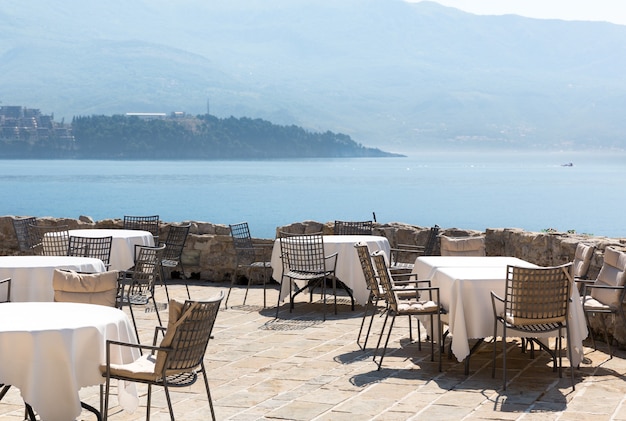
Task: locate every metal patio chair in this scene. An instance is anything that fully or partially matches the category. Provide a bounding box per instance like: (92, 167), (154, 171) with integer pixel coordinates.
(159, 223), (192, 301)
(226, 222), (272, 309)
(491, 263), (575, 390)
(333, 220), (373, 235)
(101, 292), (223, 421)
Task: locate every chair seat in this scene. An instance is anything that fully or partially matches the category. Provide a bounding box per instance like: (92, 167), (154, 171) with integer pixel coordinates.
(248, 261), (271, 268)
(161, 258), (179, 268)
(284, 270), (333, 281)
(396, 300), (438, 313)
(103, 354), (195, 383)
(582, 295), (614, 312)
(390, 262), (414, 271)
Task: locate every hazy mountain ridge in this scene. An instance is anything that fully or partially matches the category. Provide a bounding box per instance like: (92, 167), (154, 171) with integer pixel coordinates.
(1, 0), (625, 152)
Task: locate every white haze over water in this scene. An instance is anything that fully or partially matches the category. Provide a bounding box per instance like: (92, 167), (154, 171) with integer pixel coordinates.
(2, 150), (625, 239)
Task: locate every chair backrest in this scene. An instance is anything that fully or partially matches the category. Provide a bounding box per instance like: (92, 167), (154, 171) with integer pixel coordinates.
(155, 292), (224, 376)
(125, 244), (166, 296)
(503, 264), (572, 326)
(52, 269), (120, 307)
(423, 225), (440, 256)
(333, 220), (373, 236)
(123, 215), (160, 238)
(590, 247), (626, 308)
(572, 243), (595, 279)
(12, 216), (37, 253)
(68, 235), (113, 267)
(370, 251), (400, 311)
(440, 235), (486, 257)
(230, 222), (256, 262)
(28, 224), (70, 256)
(0, 278), (10, 303)
(278, 231), (327, 273)
(161, 223), (191, 261)
(354, 242), (383, 299)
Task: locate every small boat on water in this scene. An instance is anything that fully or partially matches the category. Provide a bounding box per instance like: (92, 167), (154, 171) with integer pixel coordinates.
(561, 162), (573, 167)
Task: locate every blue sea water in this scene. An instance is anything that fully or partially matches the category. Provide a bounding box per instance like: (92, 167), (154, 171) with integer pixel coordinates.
(1, 150), (625, 239)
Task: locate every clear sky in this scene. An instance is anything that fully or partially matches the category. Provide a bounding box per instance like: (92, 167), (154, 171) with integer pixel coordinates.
(407, 0), (626, 26)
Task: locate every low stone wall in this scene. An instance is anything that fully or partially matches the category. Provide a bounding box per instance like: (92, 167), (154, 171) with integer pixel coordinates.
(2, 215), (626, 346)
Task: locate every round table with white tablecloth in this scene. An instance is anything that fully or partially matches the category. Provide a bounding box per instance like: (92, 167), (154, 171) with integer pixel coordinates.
(0, 255), (106, 302)
(0, 302), (139, 421)
(69, 228), (154, 271)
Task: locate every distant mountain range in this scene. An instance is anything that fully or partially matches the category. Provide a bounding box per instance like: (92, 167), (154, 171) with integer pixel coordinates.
(1, 0), (625, 153)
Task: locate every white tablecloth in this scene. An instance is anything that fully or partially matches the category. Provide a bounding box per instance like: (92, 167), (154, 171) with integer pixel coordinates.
(69, 229), (155, 271)
(412, 256), (587, 366)
(271, 235), (390, 306)
(0, 302), (140, 421)
(0, 255), (106, 302)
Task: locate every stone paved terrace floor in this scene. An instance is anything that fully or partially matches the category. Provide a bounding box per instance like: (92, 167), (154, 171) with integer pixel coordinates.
(2, 281), (626, 420)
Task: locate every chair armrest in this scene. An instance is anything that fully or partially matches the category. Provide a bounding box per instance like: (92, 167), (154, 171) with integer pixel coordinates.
(153, 326), (167, 345)
(391, 272), (418, 280)
(396, 244), (425, 251)
(324, 252), (339, 272)
(392, 285), (440, 302)
(490, 291), (504, 317)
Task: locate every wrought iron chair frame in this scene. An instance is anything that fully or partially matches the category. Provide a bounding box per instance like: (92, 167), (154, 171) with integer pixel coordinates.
(226, 222), (272, 309)
(333, 220), (373, 236)
(159, 223), (192, 301)
(491, 263), (575, 390)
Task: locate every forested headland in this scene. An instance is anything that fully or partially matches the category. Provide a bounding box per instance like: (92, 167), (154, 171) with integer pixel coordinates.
(0, 113), (401, 159)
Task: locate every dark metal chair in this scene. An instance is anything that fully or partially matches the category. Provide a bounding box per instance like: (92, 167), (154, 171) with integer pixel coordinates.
(117, 244), (166, 343)
(491, 263), (575, 390)
(67, 235), (113, 268)
(226, 222), (272, 309)
(277, 231), (344, 321)
(27, 224), (70, 256)
(355, 242), (433, 351)
(159, 223), (192, 301)
(101, 292), (223, 421)
(124, 215), (160, 243)
(389, 224), (440, 273)
(371, 250), (443, 371)
(12, 216), (37, 254)
(333, 220), (373, 235)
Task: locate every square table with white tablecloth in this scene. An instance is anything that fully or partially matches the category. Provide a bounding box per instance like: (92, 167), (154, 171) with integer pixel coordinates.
(0, 302), (140, 421)
(271, 235), (390, 306)
(69, 228), (155, 271)
(412, 256), (587, 367)
(0, 255), (106, 302)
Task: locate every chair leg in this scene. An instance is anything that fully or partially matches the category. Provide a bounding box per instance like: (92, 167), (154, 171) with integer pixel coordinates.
(179, 261), (191, 299)
(225, 269), (237, 309)
(163, 382), (175, 421)
(262, 266), (269, 308)
(146, 384), (152, 421)
(373, 312), (391, 364)
(357, 295), (375, 349)
(502, 324), (508, 390)
(150, 293), (163, 327)
(599, 313), (612, 356)
(201, 363), (217, 421)
(243, 268), (252, 306)
(159, 265), (171, 302)
(584, 310), (598, 351)
(103, 376), (111, 421)
(375, 314), (397, 370)
(566, 324), (575, 390)
(492, 320), (498, 379)
(127, 303), (141, 345)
